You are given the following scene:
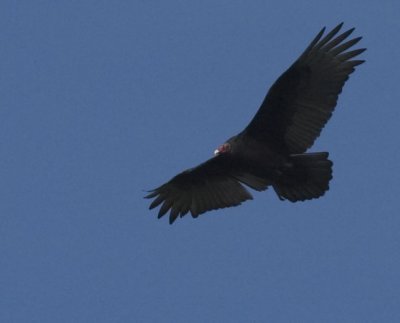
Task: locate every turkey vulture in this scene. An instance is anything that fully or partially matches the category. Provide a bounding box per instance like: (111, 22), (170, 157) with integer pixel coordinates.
(146, 23), (365, 224)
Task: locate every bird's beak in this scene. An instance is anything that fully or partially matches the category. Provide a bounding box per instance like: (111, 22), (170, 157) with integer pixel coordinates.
(214, 149), (220, 156)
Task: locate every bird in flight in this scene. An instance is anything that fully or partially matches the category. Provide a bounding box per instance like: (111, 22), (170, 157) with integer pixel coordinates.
(146, 23), (365, 224)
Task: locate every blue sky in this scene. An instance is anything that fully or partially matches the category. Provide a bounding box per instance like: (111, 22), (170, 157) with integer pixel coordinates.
(1, 1), (399, 322)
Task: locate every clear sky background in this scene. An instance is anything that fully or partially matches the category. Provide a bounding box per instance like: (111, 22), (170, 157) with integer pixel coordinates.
(1, 1), (399, 322)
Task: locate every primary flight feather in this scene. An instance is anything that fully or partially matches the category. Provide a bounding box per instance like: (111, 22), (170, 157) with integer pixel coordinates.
(146, 23), (365, 224)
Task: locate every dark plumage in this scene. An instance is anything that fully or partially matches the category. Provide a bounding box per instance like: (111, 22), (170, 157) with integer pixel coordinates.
(146, 23), (365, 224)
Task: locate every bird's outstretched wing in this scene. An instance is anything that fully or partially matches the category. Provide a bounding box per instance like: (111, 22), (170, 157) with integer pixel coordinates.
(145, 154), (269, 224)
(244, 23), (365, 154)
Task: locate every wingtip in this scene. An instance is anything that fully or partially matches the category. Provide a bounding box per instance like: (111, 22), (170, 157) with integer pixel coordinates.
(144, 189), (157, 199)
(332, 22), (344, 34)
(356, 48), (367, 57)
(352, 59), (366, 66)
(348, 27), (355, 33)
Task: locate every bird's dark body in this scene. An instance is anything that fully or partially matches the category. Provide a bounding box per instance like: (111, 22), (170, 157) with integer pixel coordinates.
(227, 132), (287, 180)
(146, 23), (365, 223)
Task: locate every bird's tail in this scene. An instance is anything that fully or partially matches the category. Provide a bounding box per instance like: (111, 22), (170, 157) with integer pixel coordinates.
(273, 152), (333, 202)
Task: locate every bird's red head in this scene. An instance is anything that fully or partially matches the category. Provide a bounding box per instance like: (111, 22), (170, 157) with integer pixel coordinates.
(214, 143), (231, 156)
